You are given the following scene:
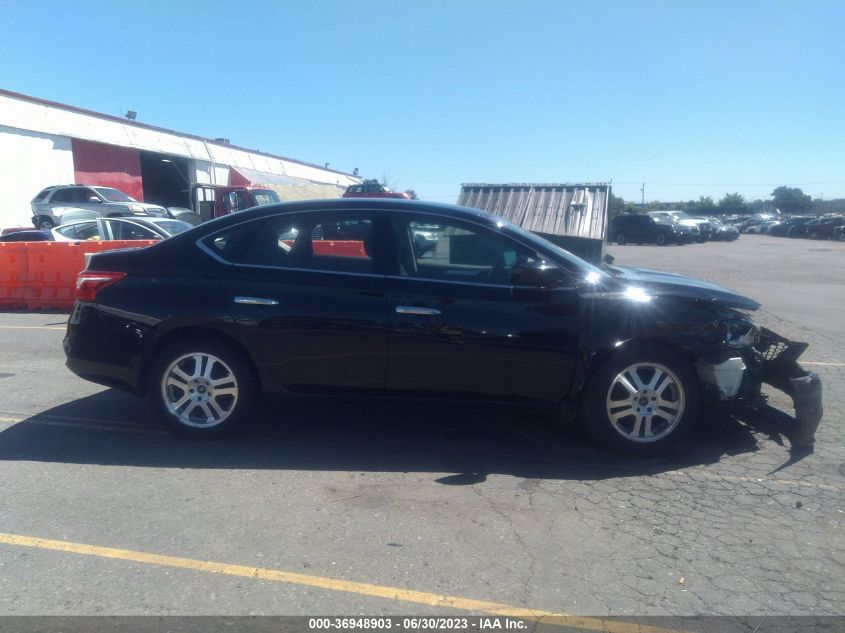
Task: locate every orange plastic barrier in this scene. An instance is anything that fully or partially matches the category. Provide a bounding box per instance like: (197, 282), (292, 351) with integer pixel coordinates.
(0, 245), (27, 308)
(313, 240), (367, 258)
(0, 240), (157, 311)
(280, 240), (367, 258)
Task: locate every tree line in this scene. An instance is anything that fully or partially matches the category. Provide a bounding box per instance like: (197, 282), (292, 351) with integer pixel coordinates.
(610, 187), (814, 218)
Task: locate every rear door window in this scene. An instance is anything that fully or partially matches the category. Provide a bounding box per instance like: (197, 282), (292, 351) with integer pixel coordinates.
(105, 220), (159, 240)
(239, 212), (375, 274)
(56, 222), (99, 240)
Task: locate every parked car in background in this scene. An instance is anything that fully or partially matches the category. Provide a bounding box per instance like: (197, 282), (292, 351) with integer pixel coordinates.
(746, 220), (781, 234)
(706, 217), (740, 241)
(835, 225), (845, 241)
(736, 214), (778, 233)
(65, 199), (822, 455)
(167, 207), (203, 225)
(648, 211), (711, 242)
(52, 217), (192, 242)
(737, 217), (763, 233)
(611, 213), (689, 245)
(343, 183), (411, 199)
(798, 216), (845, 240)
(31, 185), (168, 229)
(767, 217), (815, 237)
(0, 229), (52, 242)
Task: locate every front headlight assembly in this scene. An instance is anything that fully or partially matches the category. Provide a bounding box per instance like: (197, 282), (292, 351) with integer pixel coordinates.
(721, 319), (760, 348)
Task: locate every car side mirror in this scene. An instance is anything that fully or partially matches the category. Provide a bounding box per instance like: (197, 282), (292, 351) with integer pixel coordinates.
(511, 261), (566, 288)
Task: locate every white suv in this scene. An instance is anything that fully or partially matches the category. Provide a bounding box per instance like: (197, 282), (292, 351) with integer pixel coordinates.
(31, 185), (167, 230)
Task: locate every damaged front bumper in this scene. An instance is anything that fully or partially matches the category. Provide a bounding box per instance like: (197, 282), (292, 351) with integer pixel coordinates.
(697, 327), (823, 448)
(754, 327), (823, 448)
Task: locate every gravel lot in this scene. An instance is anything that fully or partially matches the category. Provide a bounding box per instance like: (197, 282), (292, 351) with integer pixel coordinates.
(0, 234), (842, 626)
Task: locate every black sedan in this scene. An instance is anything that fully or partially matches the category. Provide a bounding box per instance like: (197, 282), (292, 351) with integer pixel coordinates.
(64, 200), (822, 454)
(0, 229), (52, 242)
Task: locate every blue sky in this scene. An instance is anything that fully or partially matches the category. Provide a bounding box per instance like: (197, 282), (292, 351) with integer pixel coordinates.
(1, 0), (843, 203)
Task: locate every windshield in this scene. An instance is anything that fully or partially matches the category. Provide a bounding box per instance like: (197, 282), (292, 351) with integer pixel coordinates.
(252, 191), (280, 206)
(493, 215), (607, 279)
(92, 187), (135, 202)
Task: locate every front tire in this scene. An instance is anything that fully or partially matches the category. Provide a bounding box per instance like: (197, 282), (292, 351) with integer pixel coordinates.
(615, 232), (627, 245)
(656, 233), (667, 246)
(149, 338), (256, 437)
(578, 346), (700, 455)
(35, 216), (55, 230)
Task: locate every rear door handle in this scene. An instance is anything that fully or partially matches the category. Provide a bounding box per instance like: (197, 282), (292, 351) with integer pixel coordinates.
(234, 296), (279, 306)
(395, 306), (441, 316)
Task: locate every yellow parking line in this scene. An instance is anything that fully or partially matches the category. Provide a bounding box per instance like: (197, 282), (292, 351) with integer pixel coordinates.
(0, 532), (684, 632)
(802, 361), (845, 366)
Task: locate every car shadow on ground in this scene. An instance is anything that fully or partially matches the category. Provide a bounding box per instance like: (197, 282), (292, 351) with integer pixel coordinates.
(0, 389), (799, 483)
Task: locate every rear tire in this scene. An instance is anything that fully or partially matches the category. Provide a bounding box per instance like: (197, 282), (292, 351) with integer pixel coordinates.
(809, 230), (820, 240)
(578, 346), (700, 455)
(615, 232), (627, 245)
(149, 337), (257, 438)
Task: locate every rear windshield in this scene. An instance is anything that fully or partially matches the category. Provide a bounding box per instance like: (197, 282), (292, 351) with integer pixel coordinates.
(151, 220), (192, 236)
(32, 188), (52, 202)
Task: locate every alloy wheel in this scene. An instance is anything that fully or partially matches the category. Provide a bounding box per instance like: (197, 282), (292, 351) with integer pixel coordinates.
(161, 352), (239, 428)
(605, 362), (686, 443)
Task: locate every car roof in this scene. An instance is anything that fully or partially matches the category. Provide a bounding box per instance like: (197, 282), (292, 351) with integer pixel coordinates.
(187, 198), (498, 235)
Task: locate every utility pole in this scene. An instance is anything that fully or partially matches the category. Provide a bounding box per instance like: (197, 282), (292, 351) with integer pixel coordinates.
(640, 183), (645, 207)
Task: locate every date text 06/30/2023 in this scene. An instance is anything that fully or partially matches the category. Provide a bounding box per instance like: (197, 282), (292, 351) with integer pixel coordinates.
(307, 617), (528, 630)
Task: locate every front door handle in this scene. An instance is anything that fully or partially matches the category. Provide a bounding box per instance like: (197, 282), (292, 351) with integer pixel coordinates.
(395, 306), (441, 316)
(234, 296), (279, 306)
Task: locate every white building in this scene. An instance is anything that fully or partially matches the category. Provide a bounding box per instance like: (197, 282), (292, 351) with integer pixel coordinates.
(0, 89), (360, 227)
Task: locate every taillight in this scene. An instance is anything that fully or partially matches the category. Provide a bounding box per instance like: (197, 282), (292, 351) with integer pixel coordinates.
(76, 271), (127, 302)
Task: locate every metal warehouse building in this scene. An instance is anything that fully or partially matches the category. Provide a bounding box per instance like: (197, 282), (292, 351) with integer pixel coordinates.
(0, 89), (360, 227)
(457, 182), (611, 264)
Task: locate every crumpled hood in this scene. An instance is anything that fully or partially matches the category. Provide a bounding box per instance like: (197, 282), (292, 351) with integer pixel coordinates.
(610, 266), (761, 310)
